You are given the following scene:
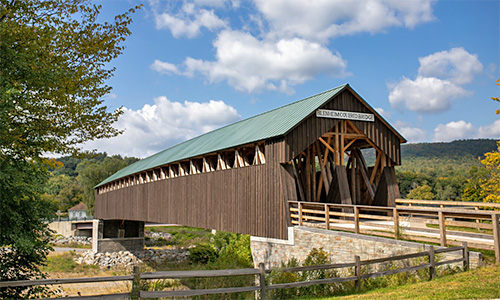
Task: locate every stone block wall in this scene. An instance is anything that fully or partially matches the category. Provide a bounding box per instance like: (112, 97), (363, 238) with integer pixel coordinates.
(251, 226), (482, 269)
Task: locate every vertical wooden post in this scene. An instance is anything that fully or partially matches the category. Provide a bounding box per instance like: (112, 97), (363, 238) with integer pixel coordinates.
(492, 213), (500, 263)
(312, 144), (317, 202)
(429, 246), (436, 280)
(393, 208), (399, 240)
(325, 204), (330, 230)
(131, 265), (140, 300)
(475, 206), (481, 231)
(354, 206), (360, 234)
(259, 263), (267, 300)
(306, 147), (311, 202)
(462, 241), (469, 271)
(298, 202), (303, 226)
(438, 211), (447, 247)
(354, 255), (361, 291)
(340, 120), (345, 166)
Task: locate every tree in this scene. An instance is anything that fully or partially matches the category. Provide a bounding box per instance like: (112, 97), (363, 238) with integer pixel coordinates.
(462, 165), (488, 202)
(407, 184), (434, 200)
(0, 1), (141, 159)
(0, 1), (139, 297)
(478, 142), (500, 203)
(0, 158), (55, 299)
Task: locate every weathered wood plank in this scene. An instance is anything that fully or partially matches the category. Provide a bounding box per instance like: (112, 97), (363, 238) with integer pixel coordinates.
(140, 286), (260, 298)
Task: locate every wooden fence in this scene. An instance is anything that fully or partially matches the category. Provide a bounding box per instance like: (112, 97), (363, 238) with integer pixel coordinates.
(288, 200), (500, 262)
(0, 244), (469, 300)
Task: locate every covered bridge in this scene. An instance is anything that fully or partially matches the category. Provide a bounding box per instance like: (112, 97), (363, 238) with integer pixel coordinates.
(95, 84), (406, 242)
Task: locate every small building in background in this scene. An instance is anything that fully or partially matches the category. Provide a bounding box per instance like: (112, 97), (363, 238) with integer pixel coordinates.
(68, 202), (88, 221)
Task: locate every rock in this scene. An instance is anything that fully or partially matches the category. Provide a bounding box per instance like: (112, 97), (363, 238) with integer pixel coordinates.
(74, 248), (189, 268)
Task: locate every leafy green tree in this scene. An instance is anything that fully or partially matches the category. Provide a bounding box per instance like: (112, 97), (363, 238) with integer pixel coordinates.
(462, 166), (488, 202)
(44, 174), (73, 196)
(0, 1), (139, 297)
(0, 1), (140, 159)
(0, 158), (55, 299)
(407, 184), (434, 200)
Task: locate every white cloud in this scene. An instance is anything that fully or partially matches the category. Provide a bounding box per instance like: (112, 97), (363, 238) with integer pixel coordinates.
(154, 3), (227, 38)
(374, 107), (390, 119)
(394, 121), (428, 142)
(151, 60), (180, 74)
(389, 76), (470, 113)
(159, 30), (348, 93)
(83, 97), (241, 158)
(389, 48), (483, 114)
(418, 47), (482, 85)
(478, 119), (500, 138)
(433, 120), (475, 142)
(254, 0), (435, 42)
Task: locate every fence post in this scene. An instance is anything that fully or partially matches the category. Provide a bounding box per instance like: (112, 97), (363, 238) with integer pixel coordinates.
(259, 263), (267, 300)
(428, 246), (436, 280)
(438, 211), (447, 247)
(325, 204), (330, 230)
(298, 202), (303, 226)
(462, 241), (469, 271)
(354, 255), (361, 291)
(131, 265), (140, 300)
(492, 213), (500, 263)
(354, 206), (360, 234)
(393, 208), (399, 240)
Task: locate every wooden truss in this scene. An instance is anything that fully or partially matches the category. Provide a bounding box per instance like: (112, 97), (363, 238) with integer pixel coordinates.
(290, 120), (399, 207)
(97, 143), (267, 194)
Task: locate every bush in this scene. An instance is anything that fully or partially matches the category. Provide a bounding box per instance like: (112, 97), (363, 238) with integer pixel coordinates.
(188, 244), (218, 264)
(175, 231), (254, 299)
(267, 248), (355, 299)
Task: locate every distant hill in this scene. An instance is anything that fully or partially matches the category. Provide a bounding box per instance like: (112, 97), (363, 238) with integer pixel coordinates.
(401, 139), (498, 161)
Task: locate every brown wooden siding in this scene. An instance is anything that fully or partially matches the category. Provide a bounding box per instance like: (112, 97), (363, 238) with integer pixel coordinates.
(95, 139), (290, 239)
(284, 90), (401, 165)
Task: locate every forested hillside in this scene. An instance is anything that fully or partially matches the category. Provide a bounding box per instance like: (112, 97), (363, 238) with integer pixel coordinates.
(401, 139), (497, 160)
(396, 139), (497, 200)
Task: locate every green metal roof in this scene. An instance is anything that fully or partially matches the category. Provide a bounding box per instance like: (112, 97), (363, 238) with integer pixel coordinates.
(97, 83), (391, 187)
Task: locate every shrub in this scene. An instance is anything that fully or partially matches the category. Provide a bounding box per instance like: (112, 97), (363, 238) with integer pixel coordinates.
(188, 244), (218, 264)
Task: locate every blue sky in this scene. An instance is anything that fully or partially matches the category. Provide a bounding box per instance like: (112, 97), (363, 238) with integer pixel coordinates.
(84, 0), (500, 158)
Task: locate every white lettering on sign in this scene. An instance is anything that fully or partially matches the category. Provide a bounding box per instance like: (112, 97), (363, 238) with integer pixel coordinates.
(316, 109), (374, 122)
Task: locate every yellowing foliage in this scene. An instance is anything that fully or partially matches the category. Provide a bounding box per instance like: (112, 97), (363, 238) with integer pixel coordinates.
(479, 141), (500, 203)
(492, 78), (500, 115)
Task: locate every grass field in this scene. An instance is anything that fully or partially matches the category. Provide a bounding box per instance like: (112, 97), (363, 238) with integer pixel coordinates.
(315, 263), (500, 300)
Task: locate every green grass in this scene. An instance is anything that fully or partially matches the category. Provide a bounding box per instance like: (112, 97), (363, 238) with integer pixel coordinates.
(313, 263), (500, 300)
(41, 252), (100, 274)
(49, 242), (92, 249)
(147, 226), (212, 247)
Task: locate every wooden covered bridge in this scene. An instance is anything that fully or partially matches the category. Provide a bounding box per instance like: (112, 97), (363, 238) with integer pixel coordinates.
(94, 84), (406, 245)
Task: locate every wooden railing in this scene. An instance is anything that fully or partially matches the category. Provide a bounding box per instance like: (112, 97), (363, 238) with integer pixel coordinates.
(395, 198), (500, 210)
(288, 200), (500, 263)
(0, 245), (469, 300)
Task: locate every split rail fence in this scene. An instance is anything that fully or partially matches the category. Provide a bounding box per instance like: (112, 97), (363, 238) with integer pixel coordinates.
(0, 244), (469, 300)
(288, 199), (500, 262)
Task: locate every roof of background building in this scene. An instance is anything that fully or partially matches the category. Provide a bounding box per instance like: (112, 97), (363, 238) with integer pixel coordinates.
(68, 202), (87, 211)
(96, 84), (404, 187)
